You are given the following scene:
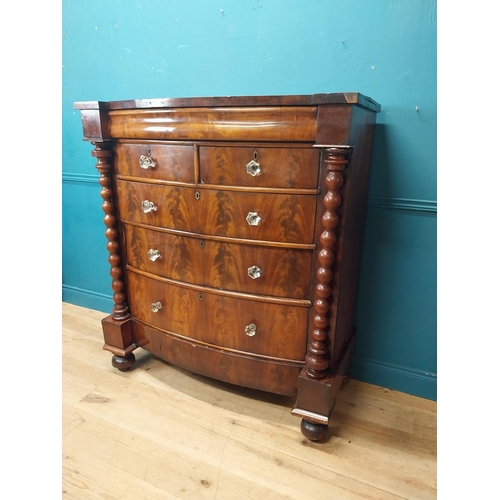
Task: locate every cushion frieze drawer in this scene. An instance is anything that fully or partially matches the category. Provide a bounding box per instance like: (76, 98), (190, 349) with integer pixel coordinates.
(199, 146), (319, 189)
(123, 224), (313, 299)
(126, 271), (309, 361)
(115, 143), (194, 182)
(116, 180), (317, 244)
(106, 106), (319, 142)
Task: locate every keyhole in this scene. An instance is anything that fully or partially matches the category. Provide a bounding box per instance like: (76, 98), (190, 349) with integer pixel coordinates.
(147, 146), (152, 156)
(253, 150), (259, 161)
(195, 191), (200, 201)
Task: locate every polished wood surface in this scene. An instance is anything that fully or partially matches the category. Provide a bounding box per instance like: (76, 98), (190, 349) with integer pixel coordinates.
(74, 92), (381, 110)
(199, 146), (319, 188)
(108, 107), (319, 142)
(133, 321), (303, 396)
(63, 302), (436, 500)
(75, 93), (381, 441)
(115, 142), (194, 182)
(93, 143), (130, 321)
(126, 270), (309, 361)
(326, 107), (378, 366)
(116, 180), (317, 244)
(306, 148), (349, 380)
(123, 223), (313, 298)
(74, 93), (381, 143)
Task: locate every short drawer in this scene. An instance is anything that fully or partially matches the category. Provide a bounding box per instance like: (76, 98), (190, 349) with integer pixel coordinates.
(199, 146), (319, 189)
(115, 143), (194, 182)
(123, 224), (313, 299)
(116, 180), (316, 244)
(127, 271), (308, 361)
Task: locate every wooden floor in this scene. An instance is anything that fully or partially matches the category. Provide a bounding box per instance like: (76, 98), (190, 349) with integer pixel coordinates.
(62, 302), (437, 500)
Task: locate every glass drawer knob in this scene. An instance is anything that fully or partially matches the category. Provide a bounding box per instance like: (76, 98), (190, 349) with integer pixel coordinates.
(248, 265), (261, 279)
(150, 301), (162, 313)
(148, 249), (161, 261)
(245, 323), (257, 337)
(246, 211), (261, 226)
(141, 200), (157, 213)
(139, 155), (156, 169)
(246, 159), (261, 177)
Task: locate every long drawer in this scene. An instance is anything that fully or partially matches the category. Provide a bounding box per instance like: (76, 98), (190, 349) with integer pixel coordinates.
(123, 224), (313, 299)
(126, 270), (309, 361)
(116, 179), (317, 244)
(132, 321), (302, 396)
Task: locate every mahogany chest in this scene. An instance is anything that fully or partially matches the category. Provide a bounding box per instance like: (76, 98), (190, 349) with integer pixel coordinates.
(74, 93), (380, 441)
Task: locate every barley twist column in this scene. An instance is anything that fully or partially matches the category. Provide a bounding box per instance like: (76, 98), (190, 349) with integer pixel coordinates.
(92, 142), (130, 321)
(305, 147), (351, 379)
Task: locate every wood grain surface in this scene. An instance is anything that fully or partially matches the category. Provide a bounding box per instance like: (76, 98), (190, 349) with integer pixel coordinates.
(126, 270), (309, 361)
(115, 143), (194, 182)
(199, 146), (319, 188)
(74, 94), (384, 444)
(107, 106), (318, 142)
(132, 321), (303, 396)
(123, 223), (314, 299)
(116, 180), (317, 244)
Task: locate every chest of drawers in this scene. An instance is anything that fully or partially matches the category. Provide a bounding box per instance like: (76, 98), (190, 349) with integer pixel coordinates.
(74, 93), (380, 441)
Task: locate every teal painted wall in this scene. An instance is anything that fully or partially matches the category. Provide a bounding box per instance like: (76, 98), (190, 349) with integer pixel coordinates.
(62, 0), (436, 400)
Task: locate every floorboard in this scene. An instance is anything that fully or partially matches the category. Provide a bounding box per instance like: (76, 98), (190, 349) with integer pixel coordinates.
(62, 302), (437, 500)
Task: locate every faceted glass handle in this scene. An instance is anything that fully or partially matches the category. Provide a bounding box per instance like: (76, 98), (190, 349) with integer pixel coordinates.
(148, 249), (161, 261)
(246, 211), (261, 226)
(248, 265), (261, 279)
(141, 200), (157, 213)
(139, 155), (156, 169)
(246, 159), (261, 177)
(245, 323), (257, 337)
(150, 301), (162, 313)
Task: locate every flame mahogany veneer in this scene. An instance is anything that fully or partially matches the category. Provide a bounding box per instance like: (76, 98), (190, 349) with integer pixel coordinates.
(75, 93), (380, 441)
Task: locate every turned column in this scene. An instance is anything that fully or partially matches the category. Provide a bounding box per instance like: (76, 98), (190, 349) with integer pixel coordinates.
(305, 147), (350, 379)
(92, 142), (135, 370)
(92, 142), (130, 320)
(294, 146), (351, 441)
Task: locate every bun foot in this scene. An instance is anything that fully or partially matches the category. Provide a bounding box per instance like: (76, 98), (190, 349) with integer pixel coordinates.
(111, 353), (135, 371)
(300, 419), (328, 442)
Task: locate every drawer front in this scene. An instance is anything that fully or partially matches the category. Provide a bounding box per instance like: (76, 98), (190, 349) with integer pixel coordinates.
(107, 106), (318, 142)
(199, 146), (319, 188)
(132, 322), (302, 395)
(127, 271), (308, 361)
(124, 224), (313, 299)
(115, 143), (194, 182)
(116, 180), (316, 244)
